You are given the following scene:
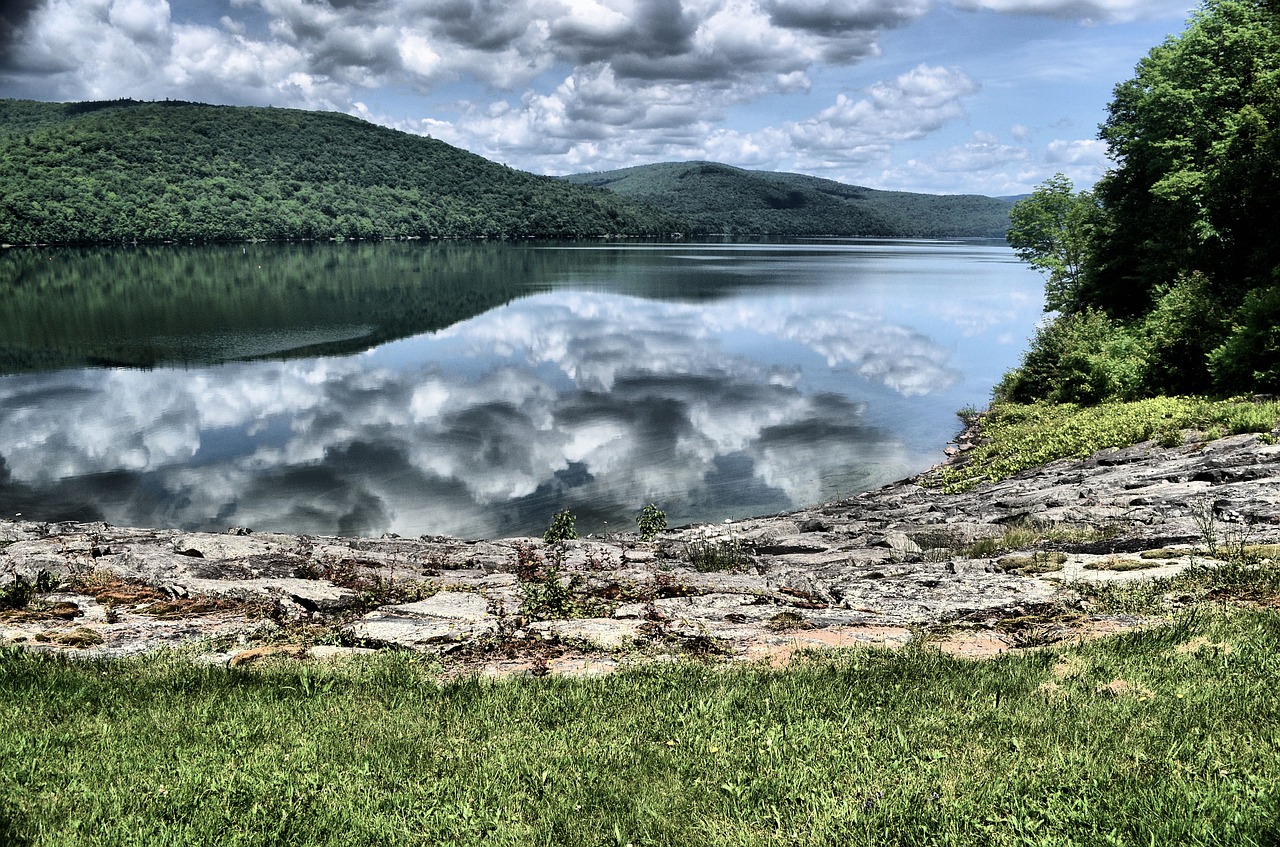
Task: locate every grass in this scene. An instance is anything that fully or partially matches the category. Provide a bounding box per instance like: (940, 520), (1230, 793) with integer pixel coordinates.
(1075, 557), (1280, 614)
(3, 607), (1280, 846)
(930, 396), (1280, 493)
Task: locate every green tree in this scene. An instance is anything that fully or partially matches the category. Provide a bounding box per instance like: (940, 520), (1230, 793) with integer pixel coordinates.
(1089, 0), (1280, 319)
(1006, 174), (1099, 313)
(1002, 0), (1280, 400)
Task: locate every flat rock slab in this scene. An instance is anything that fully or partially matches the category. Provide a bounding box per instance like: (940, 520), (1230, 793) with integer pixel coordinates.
(343, 615), (499, 650)
(528, 618), (645, 650)
(3, 430), (1278, 666)
(386, 591), (493, 621)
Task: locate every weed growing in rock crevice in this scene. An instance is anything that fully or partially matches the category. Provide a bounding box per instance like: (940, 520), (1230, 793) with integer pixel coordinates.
(513, 543), (582, 621)
(685, 535), (743, 572)
(296, 557), (436, 611)
(0, 572), (57, 611)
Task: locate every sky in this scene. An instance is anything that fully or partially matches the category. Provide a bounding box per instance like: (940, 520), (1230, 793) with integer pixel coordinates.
(0, 0), (1199, 195)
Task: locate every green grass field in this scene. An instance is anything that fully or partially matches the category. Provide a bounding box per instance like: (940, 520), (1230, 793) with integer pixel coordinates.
(3, 606), (1278, 846)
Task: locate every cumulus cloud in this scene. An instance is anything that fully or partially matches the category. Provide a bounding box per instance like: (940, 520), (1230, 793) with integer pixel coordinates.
(1, 0), (932, 98)
(0, 0), (942, 158)
(1046, 137), (1107, 165)
(930, 131), (1029, 172)
(786, 64), (978, 166)
(395, 60), (980, 178)
(0, 0), (1156, 197)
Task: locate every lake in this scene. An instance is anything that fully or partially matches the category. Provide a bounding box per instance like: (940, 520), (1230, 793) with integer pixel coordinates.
(0, 239), (1043, 539)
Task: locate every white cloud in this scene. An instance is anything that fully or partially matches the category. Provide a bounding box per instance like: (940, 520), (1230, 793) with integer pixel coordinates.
(949, 0), (1189, 24)
(1045, 137), (1107, 164)
(0, 0), (1191, 195)
(930, 131), (1030, 172)
(784, 64), (979, 168)
(107, 0), (170, 44)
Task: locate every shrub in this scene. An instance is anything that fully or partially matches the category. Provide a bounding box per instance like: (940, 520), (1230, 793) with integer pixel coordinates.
(1208, 284), (1280, 394)
(1138, 272), (1229, 395)
(685, 535), (743, 572)
(635, 503), (667, 542)
(543, 510), (578, 544)
(995, 310), (1146, 404)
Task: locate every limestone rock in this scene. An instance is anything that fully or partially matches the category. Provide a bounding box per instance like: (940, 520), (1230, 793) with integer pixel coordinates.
(3, 430), (1277, 664)
(528, 618), (644, 649)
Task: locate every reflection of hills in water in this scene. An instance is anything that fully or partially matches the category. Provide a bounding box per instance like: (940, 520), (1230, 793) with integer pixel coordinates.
(0, 242), (547, 373)
(1, 240), (877, 374)
(0, 240), (1045, 538)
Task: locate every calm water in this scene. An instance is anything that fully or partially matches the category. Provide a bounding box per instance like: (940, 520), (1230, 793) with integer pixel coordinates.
(0, 240), (1043, 538)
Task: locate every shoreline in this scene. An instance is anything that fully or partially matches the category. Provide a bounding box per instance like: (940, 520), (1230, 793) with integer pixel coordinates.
(3, 427), (1279, 673)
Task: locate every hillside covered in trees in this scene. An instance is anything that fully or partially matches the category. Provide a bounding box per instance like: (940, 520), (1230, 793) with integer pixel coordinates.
(565, 161), (1014, 237)
(999, 0), (1280, 400)
(0, 99), (683, 244)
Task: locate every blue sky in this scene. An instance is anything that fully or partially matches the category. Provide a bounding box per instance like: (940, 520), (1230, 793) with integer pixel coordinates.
(0, 0), (1198, 194)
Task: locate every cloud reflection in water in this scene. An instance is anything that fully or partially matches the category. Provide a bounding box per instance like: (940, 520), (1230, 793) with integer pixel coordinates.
(0, 289), (978, 538)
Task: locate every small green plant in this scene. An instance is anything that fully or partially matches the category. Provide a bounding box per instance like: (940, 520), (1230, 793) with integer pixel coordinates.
(0, 572), (57, 611)
(1187, 497), (1218, 557)
(956, 405), (983, 428)
(513, 544), (582, 620)
(1072, 579), (1169, 615)
(961, 523), (1042, 559)
(519, 566), (581, 620)
(635, 503), (667, 542)
(302, 557), (434, 611)
(543, 510), (578, 544)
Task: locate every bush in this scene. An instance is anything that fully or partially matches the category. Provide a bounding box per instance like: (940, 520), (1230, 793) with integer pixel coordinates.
(1138, 272), (1229, 394)
(635, 503), (667, 542)
(1209, 284), (1280, 393)
(543, 510), (578, 544)
(994, 310), (1146, 404)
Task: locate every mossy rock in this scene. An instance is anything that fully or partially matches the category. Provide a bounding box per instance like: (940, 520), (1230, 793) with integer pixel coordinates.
(49, 627), (105, 648)
(1084, 558), (1161, 572)
(1139, 548), (1185, 560)
(996, 552), (1068, 574)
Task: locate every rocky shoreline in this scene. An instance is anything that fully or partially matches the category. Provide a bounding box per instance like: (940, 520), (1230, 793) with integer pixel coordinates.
(3, 429), (1278, 674)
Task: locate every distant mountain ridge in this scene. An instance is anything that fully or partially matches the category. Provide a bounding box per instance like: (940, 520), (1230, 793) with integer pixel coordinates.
(0, 98), (682, 244)
(0, 99), (1012, 245)
(564, 161), (1014, 238)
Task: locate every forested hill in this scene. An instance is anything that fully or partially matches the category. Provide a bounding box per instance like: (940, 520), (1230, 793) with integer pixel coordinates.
(564, 162), (1014, 237)
(0, 99), (683, 244)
